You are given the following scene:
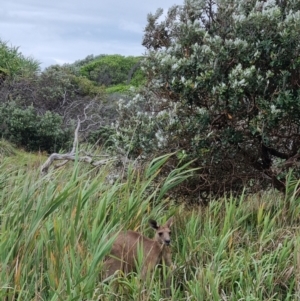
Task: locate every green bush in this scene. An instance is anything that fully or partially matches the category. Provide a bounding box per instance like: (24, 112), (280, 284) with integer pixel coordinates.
(0, 102), (72, 152)
(113, 0), (300, 197)
(105, 83), (132, 94)
(80, 54), (144, 86)
(0, 63), (108, 137)
(86, 126), (115, 146)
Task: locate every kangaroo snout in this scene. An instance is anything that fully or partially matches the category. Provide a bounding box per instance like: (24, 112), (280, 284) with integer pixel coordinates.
(165, 239), (170, 245)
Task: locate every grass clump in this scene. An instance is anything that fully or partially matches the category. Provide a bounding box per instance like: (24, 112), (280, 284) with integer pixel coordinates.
(0, 149), (299, 300)
(0, 139), (16, 157)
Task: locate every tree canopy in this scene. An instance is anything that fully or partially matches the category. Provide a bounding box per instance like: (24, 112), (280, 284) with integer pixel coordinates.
(114, 0), (300, 197)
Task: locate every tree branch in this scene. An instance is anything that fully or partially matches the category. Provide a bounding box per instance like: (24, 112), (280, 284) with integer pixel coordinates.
(40, 118), (116, 175)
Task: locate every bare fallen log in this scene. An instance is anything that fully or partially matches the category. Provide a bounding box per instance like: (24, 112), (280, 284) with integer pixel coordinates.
(41, 118), (116, 176)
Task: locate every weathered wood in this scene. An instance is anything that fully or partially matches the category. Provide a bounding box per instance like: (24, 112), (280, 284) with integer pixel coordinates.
(40, 118), (115, 175)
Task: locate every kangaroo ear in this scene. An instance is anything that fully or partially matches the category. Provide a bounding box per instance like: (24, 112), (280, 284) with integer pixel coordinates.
(165, 217), (174, 228)
(149, 219), (159, 229)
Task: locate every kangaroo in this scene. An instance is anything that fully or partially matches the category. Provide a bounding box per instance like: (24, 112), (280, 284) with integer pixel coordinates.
(103, 217), (173, 292)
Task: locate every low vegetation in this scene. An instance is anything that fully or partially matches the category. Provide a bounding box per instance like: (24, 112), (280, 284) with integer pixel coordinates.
(0, 48), (145, 152)
(0, 102), (72, 152)
(1, 0), (300, 299)
(0, 39), (39, 79)
(0, 146), (299, 300)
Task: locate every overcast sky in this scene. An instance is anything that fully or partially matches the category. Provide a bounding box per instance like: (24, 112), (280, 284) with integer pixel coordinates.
(1, 0), (182, 69)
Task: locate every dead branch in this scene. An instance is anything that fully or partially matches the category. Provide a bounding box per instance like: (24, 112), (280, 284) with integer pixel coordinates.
(40, 118), (116, 176)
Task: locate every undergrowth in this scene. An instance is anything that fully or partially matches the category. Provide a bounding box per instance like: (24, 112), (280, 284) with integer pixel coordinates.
(0, 147), (299, 300)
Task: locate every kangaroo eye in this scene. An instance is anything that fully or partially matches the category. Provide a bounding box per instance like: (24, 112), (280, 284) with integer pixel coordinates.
(169, 232), (171, 235)
(158, 233), (163, 236)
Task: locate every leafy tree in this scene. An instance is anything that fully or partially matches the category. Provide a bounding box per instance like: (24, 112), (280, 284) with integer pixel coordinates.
(114, 0), (300, 197)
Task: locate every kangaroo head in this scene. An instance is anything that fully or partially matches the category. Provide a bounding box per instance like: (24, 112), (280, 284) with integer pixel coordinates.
(149, 217), (173, 246)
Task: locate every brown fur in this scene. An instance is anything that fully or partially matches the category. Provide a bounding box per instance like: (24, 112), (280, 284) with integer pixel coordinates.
(103, 217), (173, 281)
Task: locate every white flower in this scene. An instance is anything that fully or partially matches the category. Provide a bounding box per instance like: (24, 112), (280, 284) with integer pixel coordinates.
(270, 104), (281, 114)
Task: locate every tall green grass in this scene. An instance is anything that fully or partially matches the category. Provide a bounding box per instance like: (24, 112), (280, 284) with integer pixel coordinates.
(0, 151), (300, 300)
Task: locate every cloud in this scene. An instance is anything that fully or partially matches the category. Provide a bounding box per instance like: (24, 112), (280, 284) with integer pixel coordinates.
(0, 0), (183, 69)
(119, 20), (144, 34)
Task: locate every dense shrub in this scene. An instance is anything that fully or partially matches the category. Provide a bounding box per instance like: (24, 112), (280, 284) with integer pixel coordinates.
(0, 65), (105, 114)
(0, 63), (110, 141)
(0, 102), (72, 152)
(80, 55), (144, 86)
(86, 126), (115, 146)
(113, 0), (300, 197)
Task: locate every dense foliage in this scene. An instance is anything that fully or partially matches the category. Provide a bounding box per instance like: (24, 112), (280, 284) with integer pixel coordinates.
(80, 54), (144, 87)
(0, 102), (71, 152)
(2, 1), (300, 299)
(0, 39), (39, 81)
(0, 44), (147, 152)
(0, 50), (120, 151)
(114, 0), (300, 197)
